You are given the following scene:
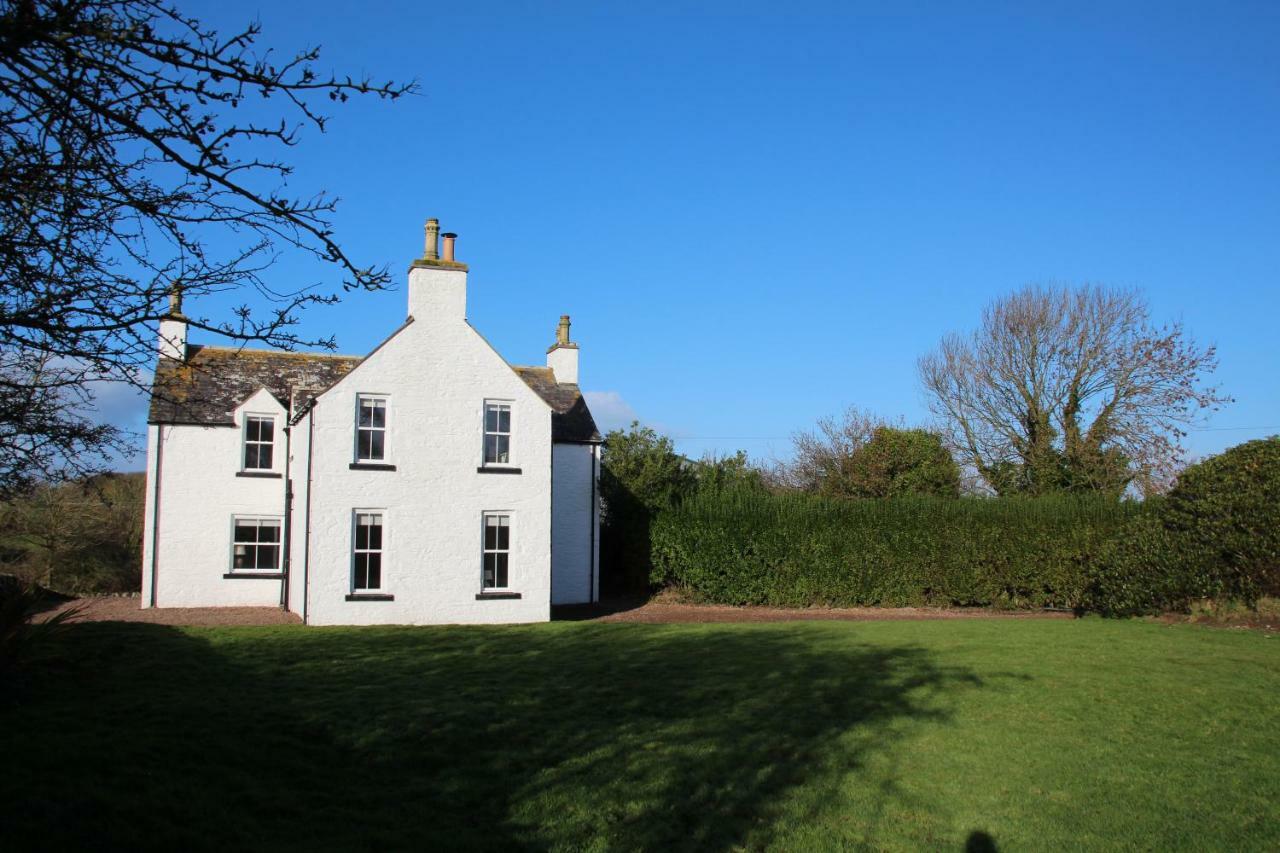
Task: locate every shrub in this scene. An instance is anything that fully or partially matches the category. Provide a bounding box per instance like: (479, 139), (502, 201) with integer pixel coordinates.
(651, 490), (1146, 610)
(1089, 438), (1280, 614)
(0, 579), (83, 674)
(599, 424), (696, 595)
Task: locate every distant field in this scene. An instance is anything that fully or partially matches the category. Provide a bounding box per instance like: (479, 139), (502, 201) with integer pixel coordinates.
(2, 619), (1277, 850)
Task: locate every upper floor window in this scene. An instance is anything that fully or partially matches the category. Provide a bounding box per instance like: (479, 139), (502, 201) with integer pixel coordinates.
(482, 513), (511, 590)
(356, 396), (387, 462)
(352, 512), (384, 592)
(243, 415), (275, 470)
(231, 517), (281, 572)
(483, 402), (512, 465)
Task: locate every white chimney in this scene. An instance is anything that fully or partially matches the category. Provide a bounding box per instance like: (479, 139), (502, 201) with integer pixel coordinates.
(158, 287), (188, 360)
(547, 315), (579, 385)
(407, 218), (469, 321)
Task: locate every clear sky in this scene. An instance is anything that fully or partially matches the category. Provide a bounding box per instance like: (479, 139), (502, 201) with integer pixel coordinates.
(103, 0), (1280, 467)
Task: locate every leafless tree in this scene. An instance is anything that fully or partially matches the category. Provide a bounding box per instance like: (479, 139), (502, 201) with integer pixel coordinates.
(782, 406), (883, 492)
(0, 0), (414, 491)
(918, 284), (1229, 496)
(779, 407), (961, 498)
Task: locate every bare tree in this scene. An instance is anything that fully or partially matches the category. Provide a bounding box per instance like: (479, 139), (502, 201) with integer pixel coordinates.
(782, 407), (883, 492)
(779, 407), (960, 498)
(0, 0), (414, 491)
(918, 284), (1229, 497)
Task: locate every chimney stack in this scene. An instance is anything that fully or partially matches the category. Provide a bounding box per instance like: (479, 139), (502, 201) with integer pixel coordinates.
(408, 217), (469, 321)
(158, 284), (188, 360)
(546, 314), (580, 385)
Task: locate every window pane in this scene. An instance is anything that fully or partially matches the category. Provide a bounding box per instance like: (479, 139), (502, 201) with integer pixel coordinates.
(498, 407), (511, 433)
(496, 517), (510, 550)
(367, 520), (382, 550)
(484, 435), (497, 464)
(359, 401), (373, 427)
(244, 445), (258, 469)
(257, 545), (278, 570)
(496, 435), (510, 463)
(234, 522), (257, 544)
(484, 517), (497, 549)
(366, 553), (382, 590)
(485, 406), (498, 433)
(495, 552), (508, 588)
(233, 544), (251, 569)
(369, 431), (385, 460)
(258, 445), (273, 469)
(355, 521), (369, 550)
(259, 419), (274, 442)
(370, 400), (386, 429)
(245, 419), (260, 442)
(483, 552), (496, 588)
(354, 553), (369, 589)
(258, 522), (280, 543)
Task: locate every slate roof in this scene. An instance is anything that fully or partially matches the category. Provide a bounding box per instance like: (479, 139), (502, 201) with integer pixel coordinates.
(148, 345), (362, 425)
(149, 345), (602, 443)
(512, 366), (602, 443)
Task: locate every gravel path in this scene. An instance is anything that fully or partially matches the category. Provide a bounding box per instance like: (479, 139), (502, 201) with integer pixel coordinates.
(557, 599), (1073, 624)
(44, 596), (300, 626)
(44, 595), (1069, 627)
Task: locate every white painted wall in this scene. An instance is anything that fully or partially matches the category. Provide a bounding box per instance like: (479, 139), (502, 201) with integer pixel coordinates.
(552, 443), (598, 604)
(547, 345), (579, 385)
(286, 412), (312, 617)
(158, 317), (187, 360)
(298, 263), (555, 625)
(141, 388), (289, 608)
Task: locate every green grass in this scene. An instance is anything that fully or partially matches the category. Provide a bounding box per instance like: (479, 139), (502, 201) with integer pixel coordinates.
(2, 619), (1277, 851)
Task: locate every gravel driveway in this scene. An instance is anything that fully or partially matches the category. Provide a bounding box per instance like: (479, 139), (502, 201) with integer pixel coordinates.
(44, 595), (1070, 627)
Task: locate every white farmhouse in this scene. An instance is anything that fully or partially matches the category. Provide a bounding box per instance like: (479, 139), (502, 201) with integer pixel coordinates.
(140, 220), (602, 624)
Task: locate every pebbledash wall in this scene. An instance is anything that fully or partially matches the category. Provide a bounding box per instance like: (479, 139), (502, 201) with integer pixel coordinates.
(143, 223), (600, 624)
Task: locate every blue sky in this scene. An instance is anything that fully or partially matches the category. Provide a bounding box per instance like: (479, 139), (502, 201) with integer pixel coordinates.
(105, 0), (1280, 467)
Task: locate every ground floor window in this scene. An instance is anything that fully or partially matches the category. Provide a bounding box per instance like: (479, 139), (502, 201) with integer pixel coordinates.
(482, 513), (510, 589)
(352, 512), (384, 592)
(231, 517), (281, 572)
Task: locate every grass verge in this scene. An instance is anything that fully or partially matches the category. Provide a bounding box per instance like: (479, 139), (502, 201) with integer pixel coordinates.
(2, 619), (1277, 850)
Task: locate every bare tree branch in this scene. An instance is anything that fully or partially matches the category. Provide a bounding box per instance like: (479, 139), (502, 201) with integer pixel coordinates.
(919, 284), (1230, 497)
(0, 0), (415, 491)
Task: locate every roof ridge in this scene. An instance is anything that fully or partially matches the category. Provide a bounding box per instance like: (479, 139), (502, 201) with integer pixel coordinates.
(191, 345), (362, 360)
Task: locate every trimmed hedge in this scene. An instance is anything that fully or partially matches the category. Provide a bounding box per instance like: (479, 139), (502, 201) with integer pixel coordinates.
(1088, 437), (1280, 614)
(651, 490), (1150, 610)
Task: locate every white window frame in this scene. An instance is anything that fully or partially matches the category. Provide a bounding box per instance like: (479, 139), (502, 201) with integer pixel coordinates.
(482, 400), (514, 467)
(355, 395), (389, 463)
(351, 510), (386, 593)
(481, 511), (513, 591)
(241, 413), (277, 472)
(229, 516), (283, 574)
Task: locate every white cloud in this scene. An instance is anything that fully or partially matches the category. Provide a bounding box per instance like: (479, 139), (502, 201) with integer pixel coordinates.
(582, 390), (640, 434)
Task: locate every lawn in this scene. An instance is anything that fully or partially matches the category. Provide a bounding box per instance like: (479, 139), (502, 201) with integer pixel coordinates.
(2, 618), (1277, 851)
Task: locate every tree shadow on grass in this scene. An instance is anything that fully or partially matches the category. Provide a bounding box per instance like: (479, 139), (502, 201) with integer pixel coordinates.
(2, 622), (992, 851)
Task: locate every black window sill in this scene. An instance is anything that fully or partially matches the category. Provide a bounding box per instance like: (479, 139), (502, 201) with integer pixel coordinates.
(476, 591), (522, 600)
(236, 471), (282, 479)
(346, 593), (395, 601)
(350, 462), (397, 471)
(223, 572), (284, 580)
(477, 466), (522, 475)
